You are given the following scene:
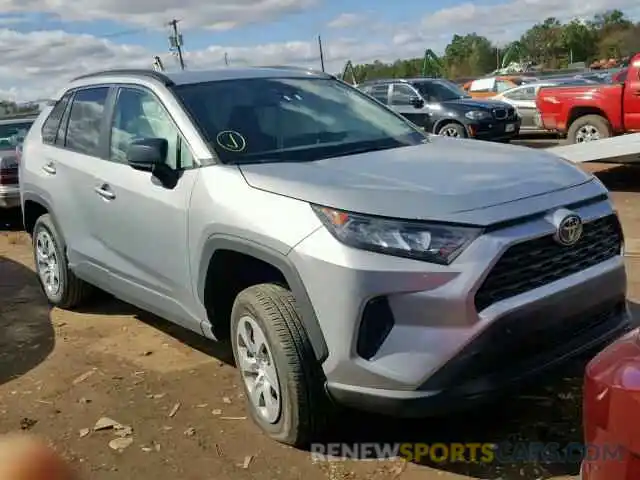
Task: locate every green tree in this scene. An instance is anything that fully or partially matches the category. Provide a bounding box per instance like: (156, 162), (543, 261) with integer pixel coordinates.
(444, 33), (496, 77)
(520, 17), (565, 67)
(562, 19), (597, 63)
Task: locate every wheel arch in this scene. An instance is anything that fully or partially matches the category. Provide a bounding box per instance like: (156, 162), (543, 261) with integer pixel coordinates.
(198, 234), (328, 363)
(567, 106), (609, 130)
(22, 193), (61, 240)
(433, 118), (466, 134)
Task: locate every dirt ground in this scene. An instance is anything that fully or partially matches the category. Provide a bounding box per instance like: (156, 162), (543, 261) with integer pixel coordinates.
(2, 163), (640, 480)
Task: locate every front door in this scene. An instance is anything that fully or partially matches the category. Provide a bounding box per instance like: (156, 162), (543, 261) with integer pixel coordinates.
(84, 86), (201, 331)
(389, 83), (431, 130)
(623, 61), (640, 132)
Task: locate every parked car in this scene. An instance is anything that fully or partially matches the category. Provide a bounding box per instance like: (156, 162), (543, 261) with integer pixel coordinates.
(582, 327), (639, 479)
(0, 116), (35, 210)
(359, 77), (521, 141)
(20, 67), (629, 446)
(536, 52), (640, 144)
(492, 79), (598, 132)
(462, 75), (531, 98)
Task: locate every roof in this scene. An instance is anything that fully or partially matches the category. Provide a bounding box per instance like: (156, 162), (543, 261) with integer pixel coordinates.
(71, 66), (332, 86)
(358, 77), (439, 85)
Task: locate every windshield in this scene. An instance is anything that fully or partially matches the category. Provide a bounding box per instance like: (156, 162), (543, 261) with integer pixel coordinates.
(172, 77), (427, 164)
(414, 79), (470, 101)
(0, 121), (33, 148)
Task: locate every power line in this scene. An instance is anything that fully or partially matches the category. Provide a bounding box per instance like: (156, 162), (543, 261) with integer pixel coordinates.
(167, 19), (185, 70)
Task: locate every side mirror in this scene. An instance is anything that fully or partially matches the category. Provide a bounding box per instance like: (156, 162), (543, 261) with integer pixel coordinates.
(127, 138), (168, 172)
(410, 96), (424, 108)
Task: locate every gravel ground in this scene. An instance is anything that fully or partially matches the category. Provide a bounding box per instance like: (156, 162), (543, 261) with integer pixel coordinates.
(1, 162), (639, 480)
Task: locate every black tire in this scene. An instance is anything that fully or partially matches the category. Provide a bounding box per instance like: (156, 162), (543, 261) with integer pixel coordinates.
(437, 122), (467, 138)
(565, 115), (611, 145)
(230, 283), (329, 447)
(32, 214), (92, 308)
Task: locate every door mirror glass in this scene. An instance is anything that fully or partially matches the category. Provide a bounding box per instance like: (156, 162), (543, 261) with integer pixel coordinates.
(127, 138), (168, 171)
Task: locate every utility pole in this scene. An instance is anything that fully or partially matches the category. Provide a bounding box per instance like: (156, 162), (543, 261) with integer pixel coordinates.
(168, 19), (185, 70)
(318, 35), (325, 72)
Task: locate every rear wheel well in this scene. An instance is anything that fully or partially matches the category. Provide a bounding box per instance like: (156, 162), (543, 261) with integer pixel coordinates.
(23, 200), (48, 235)
(203, 249), (288, 340)
(567, 107), (608, 129)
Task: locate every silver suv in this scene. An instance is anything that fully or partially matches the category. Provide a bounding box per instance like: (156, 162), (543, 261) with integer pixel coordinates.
(20, 68), (630, 446)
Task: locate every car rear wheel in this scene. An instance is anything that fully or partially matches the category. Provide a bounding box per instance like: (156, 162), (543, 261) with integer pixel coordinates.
(566, 115), (611, 144)
(32, 214), (92, 308)
(437, 123), (467, 138)
(230, 283), (330, 447)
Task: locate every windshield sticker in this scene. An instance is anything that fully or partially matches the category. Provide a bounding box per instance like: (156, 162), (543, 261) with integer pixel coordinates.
(216, 130), (246, 152)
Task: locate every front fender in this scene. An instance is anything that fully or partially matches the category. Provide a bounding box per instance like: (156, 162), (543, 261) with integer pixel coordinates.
(197, 233), (329, 362)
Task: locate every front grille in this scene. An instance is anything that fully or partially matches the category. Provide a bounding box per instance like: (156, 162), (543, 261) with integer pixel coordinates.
(506, 106), (516, 119)
(493, 108), (507, 120)
(475, 214), (622, 312)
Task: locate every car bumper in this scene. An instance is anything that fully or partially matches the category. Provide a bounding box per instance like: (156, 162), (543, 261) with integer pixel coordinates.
(468, 119), (521, 141)
(582, 328), (640, 479)
(0, 185), (20, 209)
(289, 197), (628, 416)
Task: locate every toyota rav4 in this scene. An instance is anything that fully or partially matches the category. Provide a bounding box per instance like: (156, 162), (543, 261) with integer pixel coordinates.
(19, 67), (630, 447)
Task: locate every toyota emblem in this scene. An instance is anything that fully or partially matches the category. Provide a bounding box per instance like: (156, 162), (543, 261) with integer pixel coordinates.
(555, 213), (583, 246)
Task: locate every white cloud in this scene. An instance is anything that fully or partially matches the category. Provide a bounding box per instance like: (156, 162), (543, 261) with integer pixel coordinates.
(0, 0), (319, 29)
(327, 13), (364, 29)
(0, 0), (639, 101)
(419, 0), (640, 45)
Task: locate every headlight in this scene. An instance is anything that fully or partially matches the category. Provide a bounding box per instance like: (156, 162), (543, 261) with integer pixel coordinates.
(312, 206), (482, 265)
(465, 110), (491, 121)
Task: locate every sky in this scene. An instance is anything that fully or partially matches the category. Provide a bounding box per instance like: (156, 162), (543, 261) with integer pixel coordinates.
(0, 0), (639, 102)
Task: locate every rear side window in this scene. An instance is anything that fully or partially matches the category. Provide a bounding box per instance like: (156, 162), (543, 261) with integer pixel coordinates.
(64, 87), (110, 156)
(362, 84), (389, 104)
(41, 93), (72, 144)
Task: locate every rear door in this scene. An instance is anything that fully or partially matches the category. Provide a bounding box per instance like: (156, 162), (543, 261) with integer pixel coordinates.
(49, 86), (114, 273)
(623, 62), (640, 131)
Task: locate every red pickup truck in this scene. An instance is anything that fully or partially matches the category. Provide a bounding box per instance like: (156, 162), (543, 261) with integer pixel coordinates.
(536, 53), (640, 144)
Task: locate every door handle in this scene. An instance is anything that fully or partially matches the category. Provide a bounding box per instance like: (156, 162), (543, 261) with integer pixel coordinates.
(94, 184), (116, 200)
(42, 162), (56, 175)
(634, 90), (640, 97)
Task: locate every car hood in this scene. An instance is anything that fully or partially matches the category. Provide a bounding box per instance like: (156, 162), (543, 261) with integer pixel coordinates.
(238, 137), (596, 225)
(442, 98), (510, 110)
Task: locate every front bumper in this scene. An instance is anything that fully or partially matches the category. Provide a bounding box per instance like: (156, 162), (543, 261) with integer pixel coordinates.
(289, 196), (628, 416)
(0, 185), (20, 209)
(468, 118), (522, 141)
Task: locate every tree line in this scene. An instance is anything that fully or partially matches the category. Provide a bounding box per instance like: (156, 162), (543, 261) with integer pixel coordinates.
(344, 9), (640, 82)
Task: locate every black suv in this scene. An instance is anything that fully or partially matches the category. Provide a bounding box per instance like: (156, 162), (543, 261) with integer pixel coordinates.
(359, 78), (521, 142)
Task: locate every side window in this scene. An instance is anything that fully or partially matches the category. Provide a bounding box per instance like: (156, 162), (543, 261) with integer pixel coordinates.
(65, 87), (109, 156)
(365, 85), (389, 104)
(496, 80), (512, 93)
(41, 93), (72, 144)
(390, 84), (418, 106)
(109, 87), (192, 169)
(503, 88), (524, 100)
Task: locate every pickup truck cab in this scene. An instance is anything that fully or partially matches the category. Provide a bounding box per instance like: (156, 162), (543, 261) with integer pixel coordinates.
(536, 53), (640, 144)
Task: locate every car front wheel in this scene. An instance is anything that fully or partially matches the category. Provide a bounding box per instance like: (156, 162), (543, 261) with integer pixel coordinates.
(230, 283), (329, 447)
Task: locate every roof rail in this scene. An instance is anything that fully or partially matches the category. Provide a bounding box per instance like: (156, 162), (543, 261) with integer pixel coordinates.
(71, 69), (174, 85)
(255, 65), (329, 75)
